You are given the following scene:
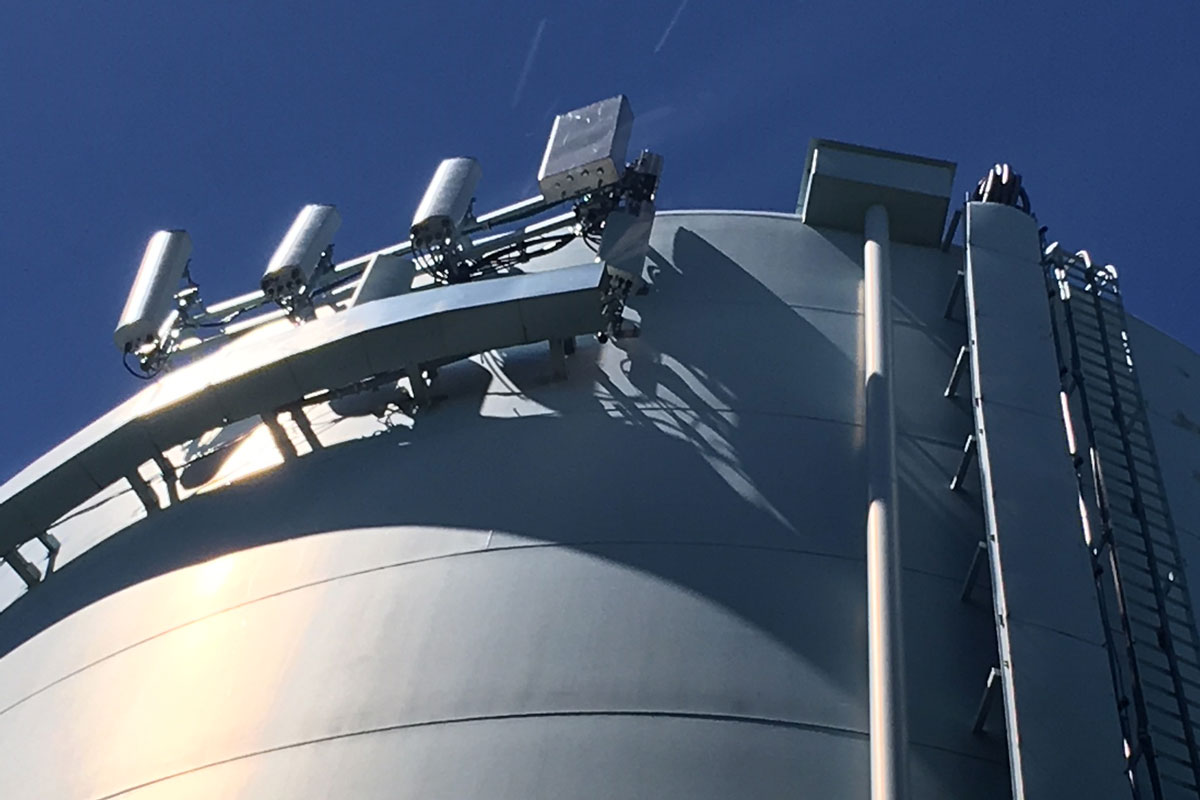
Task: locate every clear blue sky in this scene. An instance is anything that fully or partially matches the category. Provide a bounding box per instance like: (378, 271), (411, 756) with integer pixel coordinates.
(2, 1), (1198, 480)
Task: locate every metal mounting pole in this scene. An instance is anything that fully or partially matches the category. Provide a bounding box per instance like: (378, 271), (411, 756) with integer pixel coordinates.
(864, 203), (907, 800)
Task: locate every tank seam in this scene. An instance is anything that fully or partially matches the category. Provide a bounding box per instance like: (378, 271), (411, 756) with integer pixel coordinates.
(88, 711), (1010, 800)
(0, 540), (866, 719)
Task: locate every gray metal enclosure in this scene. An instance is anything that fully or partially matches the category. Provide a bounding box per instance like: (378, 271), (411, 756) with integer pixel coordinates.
(2, 142), (1200, 799)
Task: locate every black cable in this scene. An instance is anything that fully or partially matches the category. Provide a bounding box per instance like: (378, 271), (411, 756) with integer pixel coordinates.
(193, 319), (235, 329)
(308, 270), (362, 300)
(972, 163), (1032, 215)
(122, 351), (159, 380)
(475, 232), (576, 273)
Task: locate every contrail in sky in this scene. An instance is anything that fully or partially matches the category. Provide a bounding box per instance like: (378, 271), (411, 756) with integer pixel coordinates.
(511, 18), (547, 108)
(654, 0), (689, 54)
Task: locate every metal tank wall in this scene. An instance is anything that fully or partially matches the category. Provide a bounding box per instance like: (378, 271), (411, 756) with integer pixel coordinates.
(0, 210), (1012, 798)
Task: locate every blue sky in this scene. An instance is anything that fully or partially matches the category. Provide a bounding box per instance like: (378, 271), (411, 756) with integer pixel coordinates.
(1, 1), (1198, 480)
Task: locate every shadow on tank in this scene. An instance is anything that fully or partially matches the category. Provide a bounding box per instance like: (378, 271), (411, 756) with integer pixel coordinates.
(0, 225), (860, 653)
(0, 219), (1011, 796)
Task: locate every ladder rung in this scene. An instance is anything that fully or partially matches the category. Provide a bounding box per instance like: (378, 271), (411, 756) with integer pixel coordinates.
(1159, 775), (1200, 792)
(1106, 506), (1176, 536)
(1113, 540), (1181, 571)
(1097, 459), (1161, 487)
(1125, 597), (1191, 628)
(1156, 764), (1200, 789)
(1140, 677), (1189, 705)
(1082, 291), (1129, 314)
(1131, 636), (1199, 671)
(1108, 489), (1172, 519)
(1112, 546), (1175, 576)
(1154, 748), (1198, 769)
(1106, 513), (1174, 545)
(1140, 660), (1200, 694)
(1071, 326), (1125, 353)
(1067, 324), (1122, 352)
(1092, 430), (1158, 463)
(1149, 725), (1194, 749)
(1091, 421), (1154, 449)
(1105, 496), (1173, 526)
(1144, 704), (1185, 728)
(1066, 308), (1106, 327)
(1125, 609), (1191, 637)
(1117, 556), (1184, 584)
(1139, 647), (1200, 682)
(1069, 301), (1123, 321)
(1076, 341), (1117, 362)
(1103, 475), (1167, 505)
(1077, 372), (1142, 401)
(1144, 699), (1194, 726)
(1169, 638), (1200, 663)
(1073, 364), (1141, 393)
(1075, 352), (1125, 376)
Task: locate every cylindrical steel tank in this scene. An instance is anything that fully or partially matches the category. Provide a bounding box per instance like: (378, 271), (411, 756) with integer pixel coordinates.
(10, 129), (1200, 798)
(0, 203), (1019, 799)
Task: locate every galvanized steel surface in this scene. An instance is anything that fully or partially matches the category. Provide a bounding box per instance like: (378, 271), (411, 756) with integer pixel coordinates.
(0, 212), (1010, 798)
(0, 263), (606, 552)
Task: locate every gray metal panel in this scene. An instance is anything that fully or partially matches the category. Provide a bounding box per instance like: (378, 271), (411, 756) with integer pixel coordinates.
(890, 240), (979, 444)
(620, 221), (863, 424)
(518, 287), (598, 342)
(357, 310), (444, 375)
(911, 742), (1011, 800)
(0, 526), (495, 714)
(798, 139), (955, 245)
(0, 265), (605, 553)
(538, 95), (632, 203)
(349, 253), (417, 307)
(0, 540), (870, 800)
(976, 402), (1102, 639)
(654, 212), (863, 313)
(205, 337), (306, 423)
(1003, 622), (1130, 798)
(964, 201), (1127, 797)
(69, 415), (161, 491)
(138, 376), (231, 453)
(281, 316), (376, 396)
(6, 459), (101, 536)
(438, 294), (527, 358)
(964, 247), (1063, 419)
(68, 717), (873, 800)
(903, 569), (1009, 762)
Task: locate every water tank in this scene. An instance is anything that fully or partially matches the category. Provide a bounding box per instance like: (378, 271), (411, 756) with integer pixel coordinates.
(3, 140), (1200, 800)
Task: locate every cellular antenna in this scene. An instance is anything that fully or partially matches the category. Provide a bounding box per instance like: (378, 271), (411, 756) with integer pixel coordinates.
(262, 204), (342, 316)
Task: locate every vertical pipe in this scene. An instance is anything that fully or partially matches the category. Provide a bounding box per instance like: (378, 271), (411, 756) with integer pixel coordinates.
(864, 203), (907, 800)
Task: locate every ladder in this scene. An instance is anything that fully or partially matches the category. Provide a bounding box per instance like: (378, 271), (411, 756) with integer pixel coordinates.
(1046, 243), (1200, 798)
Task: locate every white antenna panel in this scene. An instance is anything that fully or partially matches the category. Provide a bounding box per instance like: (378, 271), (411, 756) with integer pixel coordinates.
(113, 229), (192, 353)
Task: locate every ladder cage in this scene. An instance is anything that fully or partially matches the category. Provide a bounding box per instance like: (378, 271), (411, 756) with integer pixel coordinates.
(1045, 244), (1200, 798)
